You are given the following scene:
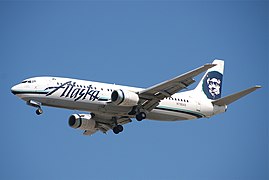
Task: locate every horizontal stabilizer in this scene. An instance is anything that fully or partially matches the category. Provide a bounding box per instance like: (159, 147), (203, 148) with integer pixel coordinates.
(212, 85), (261, 106)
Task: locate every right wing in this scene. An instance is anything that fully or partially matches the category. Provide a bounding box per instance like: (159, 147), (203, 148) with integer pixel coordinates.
(138, 63), (216, 111)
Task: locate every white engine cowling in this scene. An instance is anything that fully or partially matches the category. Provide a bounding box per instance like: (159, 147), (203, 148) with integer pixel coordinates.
(111, 89), (139, 106)
(68, 114), (96, 131)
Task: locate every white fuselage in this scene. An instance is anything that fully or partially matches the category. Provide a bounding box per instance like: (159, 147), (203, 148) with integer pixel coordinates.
(11, 60), (259, 136)
(11, 76), (220, 121)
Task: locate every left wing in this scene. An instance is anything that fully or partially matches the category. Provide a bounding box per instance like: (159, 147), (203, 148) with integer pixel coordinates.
(84, 115), (132, 136)
(138, 63), (216, 111)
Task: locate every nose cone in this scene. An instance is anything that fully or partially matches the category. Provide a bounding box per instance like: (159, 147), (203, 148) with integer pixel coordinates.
(11, 84), (20, 95)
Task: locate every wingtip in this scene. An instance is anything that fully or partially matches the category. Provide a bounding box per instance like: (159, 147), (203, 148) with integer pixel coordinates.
(255, 85), (262, 88)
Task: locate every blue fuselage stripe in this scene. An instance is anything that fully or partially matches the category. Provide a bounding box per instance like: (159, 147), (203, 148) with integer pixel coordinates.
(155, 107), (204, 118)
(11, 90), (48, 95)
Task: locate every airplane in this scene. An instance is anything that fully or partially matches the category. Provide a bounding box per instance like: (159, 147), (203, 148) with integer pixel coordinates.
(11, 60), (261, 135)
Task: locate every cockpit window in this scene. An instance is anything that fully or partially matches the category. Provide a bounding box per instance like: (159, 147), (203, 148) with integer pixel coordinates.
(21, 80), (36, 83)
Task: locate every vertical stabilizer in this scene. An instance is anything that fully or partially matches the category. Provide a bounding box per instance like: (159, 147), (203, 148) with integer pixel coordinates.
(194, 59), (224, 100)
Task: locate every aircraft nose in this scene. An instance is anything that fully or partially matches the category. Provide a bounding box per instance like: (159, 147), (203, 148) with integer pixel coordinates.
(11, 84), (19, 95)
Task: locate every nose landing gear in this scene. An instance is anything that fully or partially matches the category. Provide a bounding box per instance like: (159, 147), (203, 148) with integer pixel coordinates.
(27, 100), (43, 115)
(36, 108), (43, 115)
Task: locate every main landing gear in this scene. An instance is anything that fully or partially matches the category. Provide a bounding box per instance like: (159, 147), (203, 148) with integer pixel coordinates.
(112, 112), (146, 134)
(136, 112), (146, 121)
(113, 125), (124, 134)
(112, 117), (124, 134)
(128, 107), (147, 121)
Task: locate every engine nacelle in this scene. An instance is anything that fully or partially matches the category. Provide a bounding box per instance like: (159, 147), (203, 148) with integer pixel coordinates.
(111, 89), (139, 106)
(68, 114), (96, 131)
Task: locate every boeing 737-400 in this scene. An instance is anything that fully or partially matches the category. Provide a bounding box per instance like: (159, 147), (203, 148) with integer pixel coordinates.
(11, 60), (261, 135)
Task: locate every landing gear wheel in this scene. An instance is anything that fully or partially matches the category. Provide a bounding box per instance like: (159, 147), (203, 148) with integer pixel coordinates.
(36, 108), (43, 115)
(136, 112), (146, 121)
(117, 125), (123, 132)
(113, 127), (119, 134)
(113, 125), (124, 134)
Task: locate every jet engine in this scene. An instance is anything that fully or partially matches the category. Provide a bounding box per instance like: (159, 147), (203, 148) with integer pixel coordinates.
(111, 89), (139, 106)
(68, 114), (97, 131)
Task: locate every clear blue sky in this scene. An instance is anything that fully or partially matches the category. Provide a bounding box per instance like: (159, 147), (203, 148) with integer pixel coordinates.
(1, 1), (268, 180)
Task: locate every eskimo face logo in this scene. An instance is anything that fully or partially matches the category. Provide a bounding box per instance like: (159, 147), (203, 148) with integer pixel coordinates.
(207, 78), (221, 97)
(203, 71), (223, 99)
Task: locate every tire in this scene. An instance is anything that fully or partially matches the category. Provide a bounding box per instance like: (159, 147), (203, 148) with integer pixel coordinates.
(36, 108), (43, 115)
(136, 112), (146, 121)
(117, 125), (123, 132)
(113, 127), (120, 134)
